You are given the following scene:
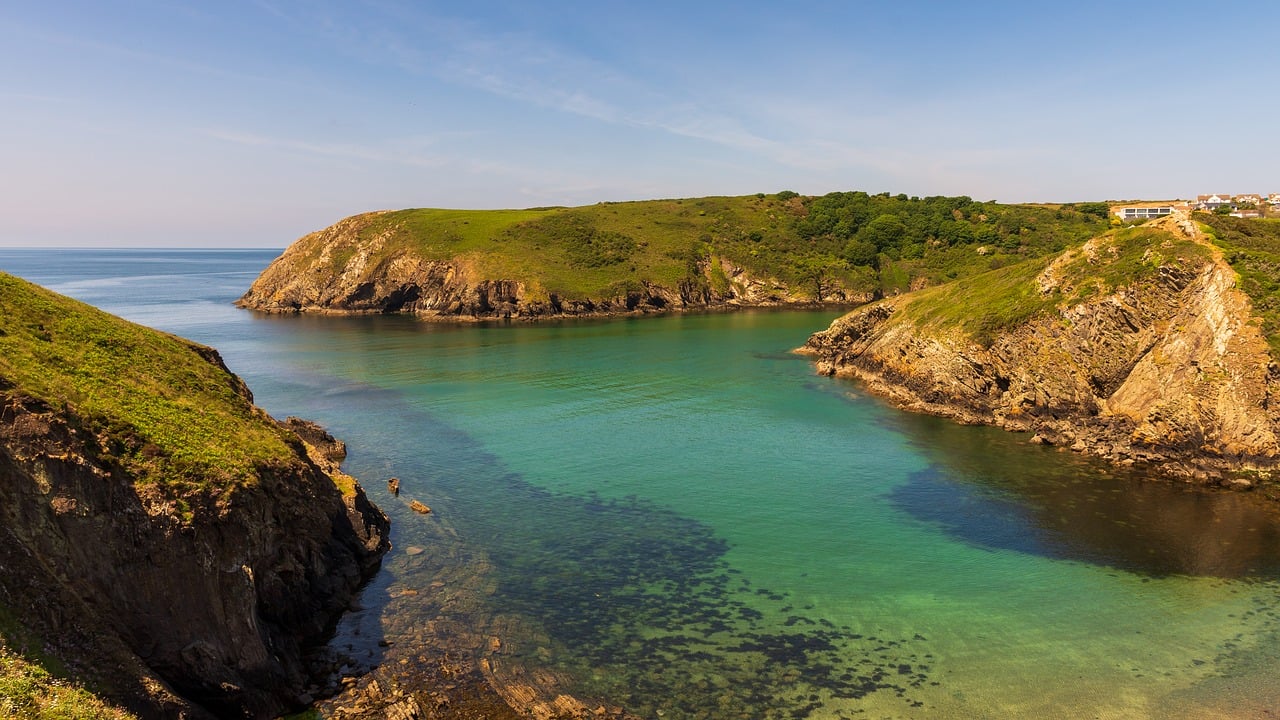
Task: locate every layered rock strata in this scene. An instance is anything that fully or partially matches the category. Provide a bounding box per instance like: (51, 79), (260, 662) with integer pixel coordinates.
(802, 215), (1279, 483)
(237, 212), (869, 319)
(0, 368), (389, 718)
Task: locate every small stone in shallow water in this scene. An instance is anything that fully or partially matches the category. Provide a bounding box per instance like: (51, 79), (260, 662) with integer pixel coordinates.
(405, 546), (425, 556)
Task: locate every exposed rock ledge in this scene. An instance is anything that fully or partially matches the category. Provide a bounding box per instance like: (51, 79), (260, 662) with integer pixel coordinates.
(801, 214), (1280, 486)
(0, 394), (389, 719)
(236, 213), (871, 319)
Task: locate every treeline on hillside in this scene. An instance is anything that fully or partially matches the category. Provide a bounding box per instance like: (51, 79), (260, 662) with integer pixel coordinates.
(373, 192), (1111, 305)
(712, 191), (1108, 298)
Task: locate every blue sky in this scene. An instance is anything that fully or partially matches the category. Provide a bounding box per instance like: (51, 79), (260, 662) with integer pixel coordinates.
(1, 1), (1276, 247)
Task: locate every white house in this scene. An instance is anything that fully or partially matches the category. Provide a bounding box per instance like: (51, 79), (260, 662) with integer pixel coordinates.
(1197, 194), (1233, 210)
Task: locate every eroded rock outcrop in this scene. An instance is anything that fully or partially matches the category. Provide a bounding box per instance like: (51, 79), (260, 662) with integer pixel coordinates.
(0, 394), (388, 719)
(237, 212), (870, 319)
(0, 275), (391, 719)
(801, 214), (1280, 483)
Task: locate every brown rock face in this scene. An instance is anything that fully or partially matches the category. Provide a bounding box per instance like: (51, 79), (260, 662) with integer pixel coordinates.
(0, 394), (389, 718)
(236, 213), (871, 319)
(802, 216), (1280, 482)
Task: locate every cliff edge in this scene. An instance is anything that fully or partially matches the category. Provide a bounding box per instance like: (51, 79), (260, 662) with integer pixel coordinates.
(237, 207), (863, 320)
(238, 194), (1113, 321)
(0, 273), (390, 718)
(801, 213), (1280, 485)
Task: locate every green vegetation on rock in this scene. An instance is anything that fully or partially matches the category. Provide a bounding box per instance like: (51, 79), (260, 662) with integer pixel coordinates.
(892, 224), (1213, 346)
(1197, 213), (1280, 352)
(0, 273), (294, 493)
(0, 644), (135, 720)
(282, 192), (1107, 305)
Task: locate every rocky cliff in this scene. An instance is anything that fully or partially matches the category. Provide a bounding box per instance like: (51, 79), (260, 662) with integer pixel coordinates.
(801, 213), (1280, 485)
(0, 273), (389, 718)
(237, 208), (872, 319)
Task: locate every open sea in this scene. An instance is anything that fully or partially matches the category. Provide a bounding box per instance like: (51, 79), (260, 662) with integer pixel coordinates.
(4, 248), (1280, 718)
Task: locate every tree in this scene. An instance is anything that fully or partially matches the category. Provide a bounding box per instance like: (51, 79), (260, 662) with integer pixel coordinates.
(843, 239), (879, 269)
(856, 214), (907, 250)
(1075, 202), (1110, 219)
(795, 254), (846, 301)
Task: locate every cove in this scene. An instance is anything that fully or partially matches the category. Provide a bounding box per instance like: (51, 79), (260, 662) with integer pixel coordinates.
(9, 250), (1280, 718)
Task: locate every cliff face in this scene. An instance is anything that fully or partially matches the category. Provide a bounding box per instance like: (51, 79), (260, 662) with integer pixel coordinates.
(0, 391), (389, 720)
(237, 212), (870, 318)
(0, 274), (389, 719)
(802, 214), (1280, 483)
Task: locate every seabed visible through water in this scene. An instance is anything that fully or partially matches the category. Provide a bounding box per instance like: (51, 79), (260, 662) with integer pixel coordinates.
(7, 249), (1280, 719)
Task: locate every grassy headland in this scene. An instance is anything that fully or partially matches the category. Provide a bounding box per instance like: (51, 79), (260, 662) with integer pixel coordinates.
(286, 192), (1108, 304)
(0, 272), (295, 495)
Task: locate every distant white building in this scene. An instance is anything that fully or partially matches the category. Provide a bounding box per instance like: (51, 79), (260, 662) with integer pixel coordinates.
(1197, 194), (1233, 210)
(1113, 205), (1175, 220)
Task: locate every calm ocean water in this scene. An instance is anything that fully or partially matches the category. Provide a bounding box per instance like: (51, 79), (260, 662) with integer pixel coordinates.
(5, 248), (1280, 718)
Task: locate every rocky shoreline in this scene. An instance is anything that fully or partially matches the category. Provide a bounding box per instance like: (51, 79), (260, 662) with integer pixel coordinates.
(307, 489), (634, 720)
(800, 214), (1280, 491)
(236, 260), (871, 323)
(235, 212), (874, 321)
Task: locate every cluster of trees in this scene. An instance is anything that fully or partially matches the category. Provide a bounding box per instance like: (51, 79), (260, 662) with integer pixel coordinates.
(710, 191), (1109, 300)
(490, 191), (1111, 304)
(792, 192), (1101, 270)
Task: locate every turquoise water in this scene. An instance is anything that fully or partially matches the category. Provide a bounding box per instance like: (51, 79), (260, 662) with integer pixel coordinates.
(5, 249), (1280, 718)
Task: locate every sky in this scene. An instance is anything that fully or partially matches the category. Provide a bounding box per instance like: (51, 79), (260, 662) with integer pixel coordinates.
(1, 1), (1276, 248)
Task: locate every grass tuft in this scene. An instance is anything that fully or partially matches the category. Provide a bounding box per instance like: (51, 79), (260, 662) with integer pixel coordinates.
(0, 644), (136, 720)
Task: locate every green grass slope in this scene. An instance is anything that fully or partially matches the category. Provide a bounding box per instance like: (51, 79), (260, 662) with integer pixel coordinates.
(1197, 213), (1280, 352)
(890, 223), (1214, 346)
(0, 272), (294, 494)
(287, 192), (1108, 303)
(0, 645), (136, 720)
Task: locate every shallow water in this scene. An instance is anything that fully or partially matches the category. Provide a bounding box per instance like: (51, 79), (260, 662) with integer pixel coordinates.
(6, 249), (1280, 718)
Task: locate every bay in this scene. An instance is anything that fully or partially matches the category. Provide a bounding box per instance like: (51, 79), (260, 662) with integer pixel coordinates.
(4, 248), (1280, 718)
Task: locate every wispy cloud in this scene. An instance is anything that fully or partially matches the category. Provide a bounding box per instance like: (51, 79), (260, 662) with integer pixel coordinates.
(265, 2), (793, 161)
(204, 126), (610, 203)
(204, 128), (449, 168)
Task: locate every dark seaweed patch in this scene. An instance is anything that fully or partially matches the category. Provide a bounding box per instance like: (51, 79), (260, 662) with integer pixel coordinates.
(467, 482), (935, 718)
(312, 383), (937, 718)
